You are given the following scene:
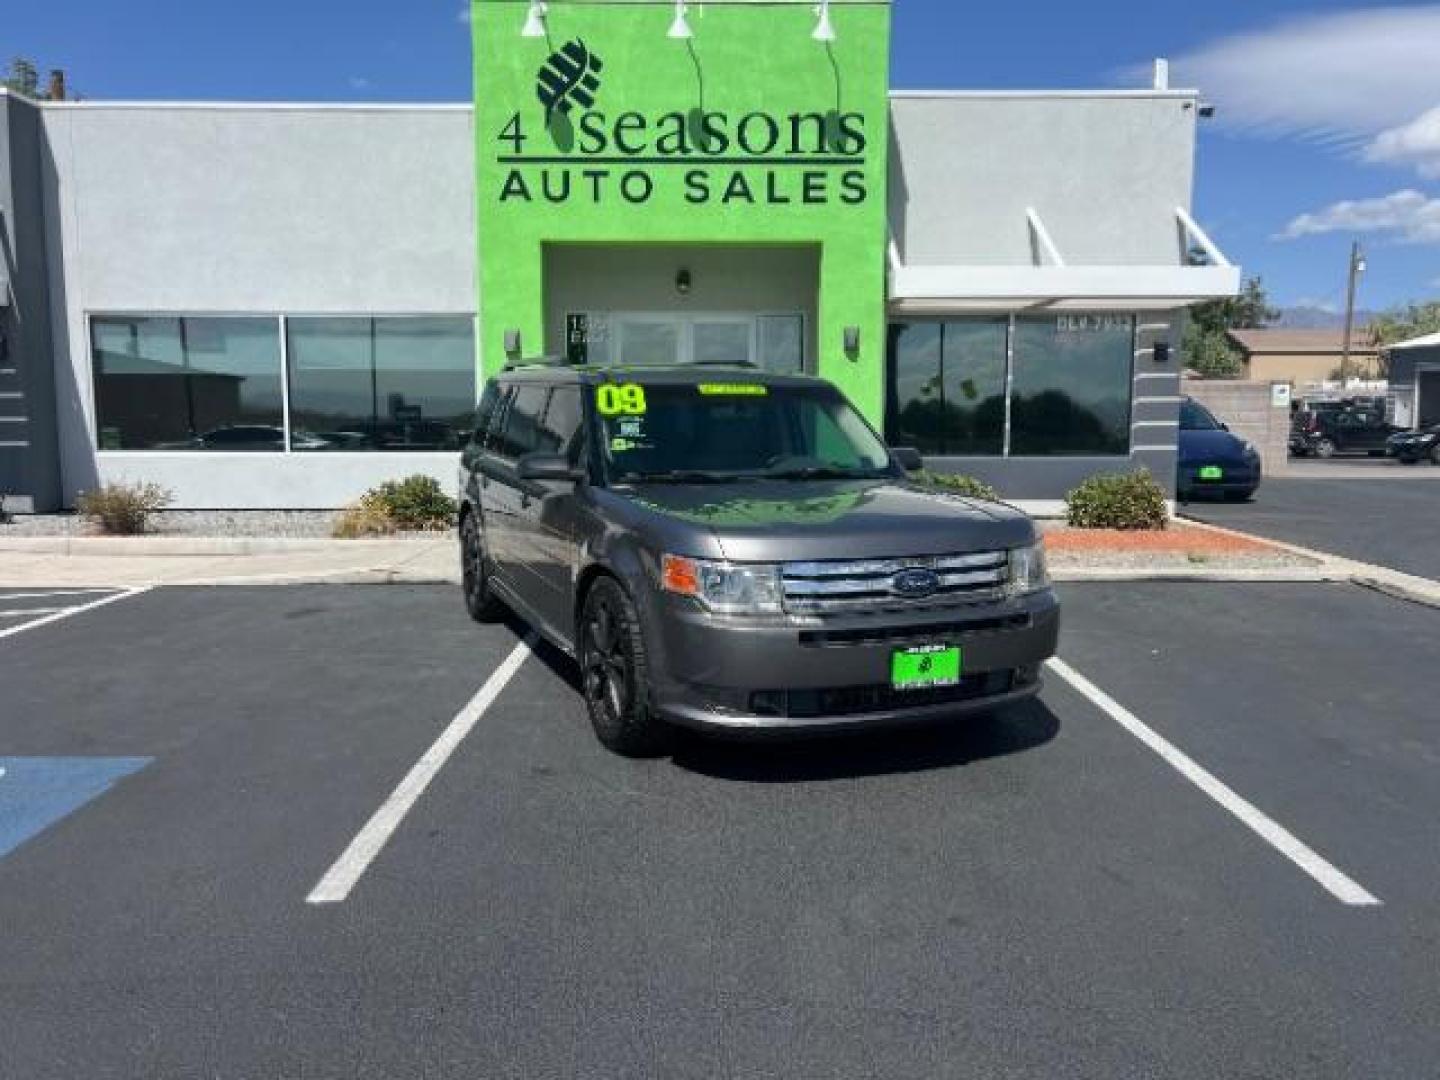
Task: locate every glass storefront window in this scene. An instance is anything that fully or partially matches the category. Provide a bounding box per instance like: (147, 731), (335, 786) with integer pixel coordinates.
(91, 317), (284, 451)
(886, 315), (1134, 458)
(287, 317), (476, 451)
(886, 320), (1007, 456)
(1010, 315), (1133, 456)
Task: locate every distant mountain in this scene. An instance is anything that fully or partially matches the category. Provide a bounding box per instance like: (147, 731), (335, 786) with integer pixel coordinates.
(1272, 306), (1381, 330)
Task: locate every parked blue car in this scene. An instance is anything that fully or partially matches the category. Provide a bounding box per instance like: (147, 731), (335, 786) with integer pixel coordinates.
(1177, 398), (1261, 502)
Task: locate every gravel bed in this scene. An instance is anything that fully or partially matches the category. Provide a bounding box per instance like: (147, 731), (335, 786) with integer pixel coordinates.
(2, 510), (343, 538)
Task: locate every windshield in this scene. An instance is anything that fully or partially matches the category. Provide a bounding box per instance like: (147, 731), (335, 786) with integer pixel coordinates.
(594, 380), (894, 483)
(1180, 399), (1223, 432)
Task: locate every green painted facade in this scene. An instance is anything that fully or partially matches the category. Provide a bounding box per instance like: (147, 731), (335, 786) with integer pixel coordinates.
(471, 0), (893, 421)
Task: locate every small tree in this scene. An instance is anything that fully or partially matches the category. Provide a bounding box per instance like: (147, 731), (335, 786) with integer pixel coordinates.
(1189, 276), (1279, 339)
(2, 57), (39, 97)
(1183, 326), (1244, 379)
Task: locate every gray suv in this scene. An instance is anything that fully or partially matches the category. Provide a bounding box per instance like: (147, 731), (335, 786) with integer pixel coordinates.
(459, 363), (1059, 756)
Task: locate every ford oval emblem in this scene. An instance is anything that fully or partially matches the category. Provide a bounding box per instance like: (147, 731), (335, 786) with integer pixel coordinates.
(891, 568), (942, 599)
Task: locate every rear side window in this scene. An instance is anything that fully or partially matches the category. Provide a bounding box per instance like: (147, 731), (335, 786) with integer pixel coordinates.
(494, 384), (548, 460)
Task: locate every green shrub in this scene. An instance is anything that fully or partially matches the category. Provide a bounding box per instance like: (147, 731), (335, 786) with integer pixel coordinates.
(1065, 470), (1168, 531)
(75, 481), (173, 535)
(333, 493), (398, 539)
(334, 475), (457, 537)
(911, 470), (1001, 502)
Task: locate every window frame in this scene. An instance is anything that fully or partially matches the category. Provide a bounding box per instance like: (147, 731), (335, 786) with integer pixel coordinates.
(886, 312), (1137, 459)
(86, 311), (480, 455)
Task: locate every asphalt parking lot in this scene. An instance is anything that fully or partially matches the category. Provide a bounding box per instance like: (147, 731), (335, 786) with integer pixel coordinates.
(2, 581), (1437, 1078)
(1185, 473), (1440, 580)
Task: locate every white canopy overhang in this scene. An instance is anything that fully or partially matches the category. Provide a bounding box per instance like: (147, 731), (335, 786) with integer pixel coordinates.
(888, 207), (1241, 314)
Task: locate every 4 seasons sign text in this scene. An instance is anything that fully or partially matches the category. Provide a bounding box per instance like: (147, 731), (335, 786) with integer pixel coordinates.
(495, 39), (870, 208)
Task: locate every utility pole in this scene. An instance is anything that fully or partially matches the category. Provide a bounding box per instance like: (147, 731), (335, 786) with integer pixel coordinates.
(1339, 240), (1366, 384)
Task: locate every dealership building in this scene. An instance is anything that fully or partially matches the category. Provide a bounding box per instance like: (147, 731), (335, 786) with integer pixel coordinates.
(0, 0), (1238, 513)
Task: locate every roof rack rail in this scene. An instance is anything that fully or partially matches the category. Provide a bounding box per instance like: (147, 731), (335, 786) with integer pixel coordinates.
(501, 354), (569, 372)
(689, 359), (758, 369)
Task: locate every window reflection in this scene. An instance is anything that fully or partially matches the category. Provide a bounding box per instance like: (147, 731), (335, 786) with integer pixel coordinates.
(886, 320), (1007, 456)
(287, 317), (476, 452)
(1010, 316), (1133, 456)
(91, 317), (284, 451)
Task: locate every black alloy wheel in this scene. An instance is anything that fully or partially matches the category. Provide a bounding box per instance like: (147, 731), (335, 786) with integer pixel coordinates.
(461, 511), (504, 623)
(1314, 437), (1337, 459)
(579, 577), (669, 757)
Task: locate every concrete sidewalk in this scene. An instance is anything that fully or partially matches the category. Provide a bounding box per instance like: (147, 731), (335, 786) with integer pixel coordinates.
(0, 536), (455, 587)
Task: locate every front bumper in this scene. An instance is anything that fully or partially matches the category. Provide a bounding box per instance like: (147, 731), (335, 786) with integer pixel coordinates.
(641, 589), (1060, 734)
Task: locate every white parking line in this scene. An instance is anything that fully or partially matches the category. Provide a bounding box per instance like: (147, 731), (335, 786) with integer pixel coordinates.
(1046, 657), (1382, 907)
(307, 634), (537, 905)
(0, 587), (153, 642)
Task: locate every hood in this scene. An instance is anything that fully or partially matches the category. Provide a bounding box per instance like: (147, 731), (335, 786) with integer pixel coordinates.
(624, 479), (1035, 562)
(1178, 428), (1252, 464)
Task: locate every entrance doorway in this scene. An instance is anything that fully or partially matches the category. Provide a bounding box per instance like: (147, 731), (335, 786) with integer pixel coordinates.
(565, 311), (806, 373)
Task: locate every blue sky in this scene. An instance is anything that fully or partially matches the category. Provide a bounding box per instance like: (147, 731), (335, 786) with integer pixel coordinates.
(6, 0), (1439, 312)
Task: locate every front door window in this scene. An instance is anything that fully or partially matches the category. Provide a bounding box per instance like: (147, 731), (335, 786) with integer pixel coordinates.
(569, 312), (803, 372)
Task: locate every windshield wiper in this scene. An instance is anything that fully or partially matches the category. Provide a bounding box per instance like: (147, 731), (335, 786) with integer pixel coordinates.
(619, 469), (744, 484)
(763, 466), (888, 481)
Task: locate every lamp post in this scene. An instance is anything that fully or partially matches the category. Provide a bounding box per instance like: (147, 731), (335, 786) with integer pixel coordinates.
(1340, 240), (1366, 384)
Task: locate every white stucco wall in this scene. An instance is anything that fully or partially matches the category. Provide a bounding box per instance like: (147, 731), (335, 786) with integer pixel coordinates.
(41, 103), (477, 508)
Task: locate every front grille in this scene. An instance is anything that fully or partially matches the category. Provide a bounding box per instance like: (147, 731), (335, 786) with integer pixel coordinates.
(749, 671), (1015, 719)
(781, 552), (1010, 615)
(799, 613), (1030, 648)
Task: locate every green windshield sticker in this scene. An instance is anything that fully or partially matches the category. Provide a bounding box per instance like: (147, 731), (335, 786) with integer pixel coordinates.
(596, 383), (647, 417)
(697, 383), (768, 397)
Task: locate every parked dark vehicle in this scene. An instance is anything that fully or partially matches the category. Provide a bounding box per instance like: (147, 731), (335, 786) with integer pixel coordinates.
(458, 363), (1060, 756)
(1177, 398), (1261, 502)
(1386, 424), (1440, 465)
(1290, 401), (1399, 458)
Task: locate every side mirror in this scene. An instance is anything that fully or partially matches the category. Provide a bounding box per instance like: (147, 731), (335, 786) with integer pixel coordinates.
(1220, 423), (1230, 432)
(890, 446), (924, 472)
(517, 452), (584, 483)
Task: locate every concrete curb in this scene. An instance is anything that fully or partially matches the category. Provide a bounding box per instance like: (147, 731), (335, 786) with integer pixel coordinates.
(0, 535), (451, 556)
(1051, 567), (1339, 584)
(1179, 515), (1440, 611)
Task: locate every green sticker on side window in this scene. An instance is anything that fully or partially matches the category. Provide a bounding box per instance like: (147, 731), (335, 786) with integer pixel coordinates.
(697, 383), (768, 397)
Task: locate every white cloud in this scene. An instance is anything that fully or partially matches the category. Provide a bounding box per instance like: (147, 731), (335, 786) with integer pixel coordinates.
(1167, 7), (1440, 170)
(1365, 106), (1440, 179)
(1278, 190), (1440, 245)
(348, 76), (371, 91)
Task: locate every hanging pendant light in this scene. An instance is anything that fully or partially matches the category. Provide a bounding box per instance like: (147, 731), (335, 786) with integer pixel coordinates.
(812, 0), (836, 42)
(520, 2), (548, 39)
(668, 1), (694, 40)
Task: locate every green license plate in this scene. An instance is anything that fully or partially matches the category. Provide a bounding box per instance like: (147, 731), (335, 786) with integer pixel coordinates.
(892, 646), (962, 691)
(1199, 466), (1224, 481)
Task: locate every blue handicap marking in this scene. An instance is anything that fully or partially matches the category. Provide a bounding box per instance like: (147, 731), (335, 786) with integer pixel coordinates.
(0, 757), (153, 861)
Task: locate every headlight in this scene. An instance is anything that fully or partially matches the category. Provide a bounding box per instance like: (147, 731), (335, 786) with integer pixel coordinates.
(1006, 541), (1050, 597)
(660, 554), (783, 615)
(1419, 433), (1439, 445)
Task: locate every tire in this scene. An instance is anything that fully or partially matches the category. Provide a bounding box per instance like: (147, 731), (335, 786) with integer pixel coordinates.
(1313, 437), (1337, 459)
(1432, 445), (1440, 466)
(1399, 457), (1419, 466)
(578, 576), (670, 757)
(1224, 490), (1253, 503)
(460, 510), (505, 623)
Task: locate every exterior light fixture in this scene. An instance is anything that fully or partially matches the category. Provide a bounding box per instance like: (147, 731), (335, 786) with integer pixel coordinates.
(668, 2), (694, 40)
(504, 329), (522, 355)
(520, 2), (548, 39)
(812, 1), (836, 43)
(844, 325), (861, 354)
(676, 268), (693, 296)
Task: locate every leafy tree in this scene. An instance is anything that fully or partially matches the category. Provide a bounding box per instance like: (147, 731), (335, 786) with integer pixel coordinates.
(2, 57), (72, 100)
(1189, 276), (1279, 338)
(1183, 325), (1244, 379)
(1182, 275), (1276, 380)
(1370, 301), (1440, 347)
(2, 57), (39, 96)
